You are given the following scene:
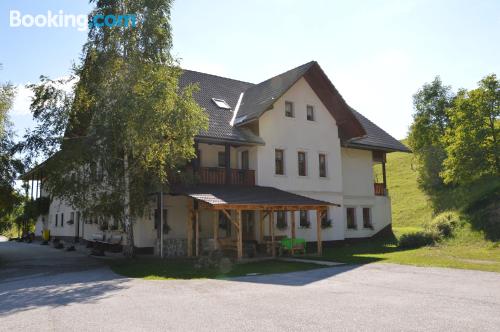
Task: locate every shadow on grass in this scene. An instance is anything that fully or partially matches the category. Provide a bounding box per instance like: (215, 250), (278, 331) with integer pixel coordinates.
(313, 232), (402, 265)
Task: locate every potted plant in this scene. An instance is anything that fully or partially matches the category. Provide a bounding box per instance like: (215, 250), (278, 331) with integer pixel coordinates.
(321, 219), (332, 229)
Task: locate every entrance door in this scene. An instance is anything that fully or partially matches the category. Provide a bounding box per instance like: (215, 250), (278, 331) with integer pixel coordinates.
(242, 211), (255, 241)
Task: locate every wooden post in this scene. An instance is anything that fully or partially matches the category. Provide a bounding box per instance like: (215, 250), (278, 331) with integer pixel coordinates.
(187, 199), (193, 257)
(236, 209), (243, 260)
(225, 144), (231, 184)
(290, 210), (296, 255)
(195, 208), (200, 257)
(270, 211), (275, 257)
(316, 209), (323, 256)
(382, 159), (387, 191)
(259, 211), (265, 244)
(213, 210), (219, 250)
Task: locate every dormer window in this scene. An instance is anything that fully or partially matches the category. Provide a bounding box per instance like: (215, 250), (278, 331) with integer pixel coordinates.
(212, 98), (231, 109)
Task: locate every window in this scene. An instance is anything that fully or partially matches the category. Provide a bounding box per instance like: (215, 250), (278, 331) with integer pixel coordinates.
(218, 151), (226, 168)
(241, 150), (249, 170)
(55, 214), (58, 227)
(346, 208), (356, 229)
(219, 211), (231, 236)
(276, 211), (287, 228)
(319, 153), (327, 177)
(285, 101), (294, 118)
(275, 149), (284, 175)
(154, 209), (168, 232)
(298, 151), (307, 176)
(212, 98), (231, 109)
(363, 208), (373, 229)
(70, 212), (75, 224)
(299, 211), (310, 228)
(306, 105), (315, 121)
(61, 213), (64, 227)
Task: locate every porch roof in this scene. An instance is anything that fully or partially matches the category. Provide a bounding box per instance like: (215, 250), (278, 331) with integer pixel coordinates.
(172, 184), (339, 210)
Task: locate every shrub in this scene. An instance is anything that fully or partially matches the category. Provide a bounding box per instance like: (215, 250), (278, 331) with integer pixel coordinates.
(398, 231), (436, 249)
(425, 211), (462, 238)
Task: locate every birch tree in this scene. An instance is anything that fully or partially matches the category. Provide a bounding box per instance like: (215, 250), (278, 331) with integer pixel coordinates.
(23, 0), (207, 256)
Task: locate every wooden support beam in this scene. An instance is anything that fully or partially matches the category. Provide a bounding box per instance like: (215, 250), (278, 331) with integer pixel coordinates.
(382, 159), (387, 190)
(236, 209), (243, 260)
(195, 209), (200, 257)
(225, 144), (231, 184)
(270, 211), (276, 257)
(187, 199), (193, 257)
(316, 209), (323, 256)
(290, 210), (296, 256)
(259, 211), (265, 243)
(213, 210), (219, 250)
(221, 209), (239, 231)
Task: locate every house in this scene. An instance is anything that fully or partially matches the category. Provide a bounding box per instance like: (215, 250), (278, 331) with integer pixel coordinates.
(26, 61), (410, 259)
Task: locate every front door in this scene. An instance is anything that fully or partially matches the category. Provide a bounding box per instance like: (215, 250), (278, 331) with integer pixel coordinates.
(242, 211), (255, 241)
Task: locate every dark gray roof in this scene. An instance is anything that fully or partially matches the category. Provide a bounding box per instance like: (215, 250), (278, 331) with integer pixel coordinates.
(174, 184), (339, 207)
(180, 62), (409, 153)
(345, 109), (411, 152)
(234, 61), (316, 125)
(179, 70), (263, 145)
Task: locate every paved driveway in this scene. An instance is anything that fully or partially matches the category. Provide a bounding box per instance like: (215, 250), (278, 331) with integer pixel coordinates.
(1, 240), (500, 331)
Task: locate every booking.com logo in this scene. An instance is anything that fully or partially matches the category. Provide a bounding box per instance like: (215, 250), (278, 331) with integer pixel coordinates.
(9, 10), (137, 31)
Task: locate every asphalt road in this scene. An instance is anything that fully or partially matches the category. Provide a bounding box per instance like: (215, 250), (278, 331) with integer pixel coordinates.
(1, 240), (500, 331)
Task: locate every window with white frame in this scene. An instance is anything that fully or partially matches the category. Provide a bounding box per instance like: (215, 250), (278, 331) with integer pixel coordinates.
(346, 207), (356, 229)
(298, 151), (307, 176)
(306, 105), (315, 121)
(285, 101), (294, 118)
(363, 207), (373, 229)
(275, 149), (284, 175)
(319, 153), (327, 178)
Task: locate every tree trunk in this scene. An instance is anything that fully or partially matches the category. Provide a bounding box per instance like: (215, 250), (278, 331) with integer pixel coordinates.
(123, 150), (135, 257)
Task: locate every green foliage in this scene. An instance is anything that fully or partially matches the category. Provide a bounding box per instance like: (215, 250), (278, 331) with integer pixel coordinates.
(23, 197), (51, 220)
(1, 65), (24, 223)
(408, 77), (453, 193)
(22, 1), (208, 255)
(441, 75), (500, 184)
(424, 211), (462, 238)
(398, 231), (436, 249)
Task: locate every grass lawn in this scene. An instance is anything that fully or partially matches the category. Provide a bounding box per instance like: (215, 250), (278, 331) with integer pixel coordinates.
(315, 226), (500, 273)
(328, 149), (500, 273)
(108, 258), (326, 280)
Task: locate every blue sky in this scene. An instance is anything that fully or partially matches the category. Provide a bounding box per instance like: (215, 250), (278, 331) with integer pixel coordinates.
(1, 0), (499, 139)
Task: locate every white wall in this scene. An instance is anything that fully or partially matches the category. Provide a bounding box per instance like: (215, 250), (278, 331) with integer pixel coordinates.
(341, 148), (374, 197)
(256, 77), (343, 194)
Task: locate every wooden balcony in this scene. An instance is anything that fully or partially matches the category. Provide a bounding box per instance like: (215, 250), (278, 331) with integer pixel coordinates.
(374, 183), (387, 196)
(198, 167), (255, 186)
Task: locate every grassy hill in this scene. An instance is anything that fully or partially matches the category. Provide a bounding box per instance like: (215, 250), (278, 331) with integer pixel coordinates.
(318, 149), (500, 272)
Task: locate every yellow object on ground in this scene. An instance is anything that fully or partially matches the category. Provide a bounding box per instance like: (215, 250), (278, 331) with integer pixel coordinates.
(42, 229), (50, 241)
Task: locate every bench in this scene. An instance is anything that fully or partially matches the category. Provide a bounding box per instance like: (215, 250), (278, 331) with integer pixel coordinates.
(91, 233), (123, 253)
(263, 235), (286, 255)
(280, 237), (306, 255)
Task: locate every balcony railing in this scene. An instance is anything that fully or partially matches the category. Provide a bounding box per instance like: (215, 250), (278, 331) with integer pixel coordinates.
(198, 167), (255, 186)
(374, 183), (387, 196)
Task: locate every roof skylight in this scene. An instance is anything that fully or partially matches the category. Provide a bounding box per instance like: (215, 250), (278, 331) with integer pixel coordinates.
(212, 98), (231, 109)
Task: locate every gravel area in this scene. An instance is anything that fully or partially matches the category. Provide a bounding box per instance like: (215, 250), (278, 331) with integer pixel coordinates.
(1, 240), (499, 331)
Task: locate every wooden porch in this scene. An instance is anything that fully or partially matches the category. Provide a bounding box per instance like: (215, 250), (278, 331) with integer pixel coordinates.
(177, 184), (339, 261)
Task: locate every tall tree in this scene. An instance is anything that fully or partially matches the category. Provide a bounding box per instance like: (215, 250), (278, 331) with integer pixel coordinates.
(23, 0), (207, 255)
(0, 65), (23, 224)
(441, 74), (500, 184)
(408, 77), (454, 192)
